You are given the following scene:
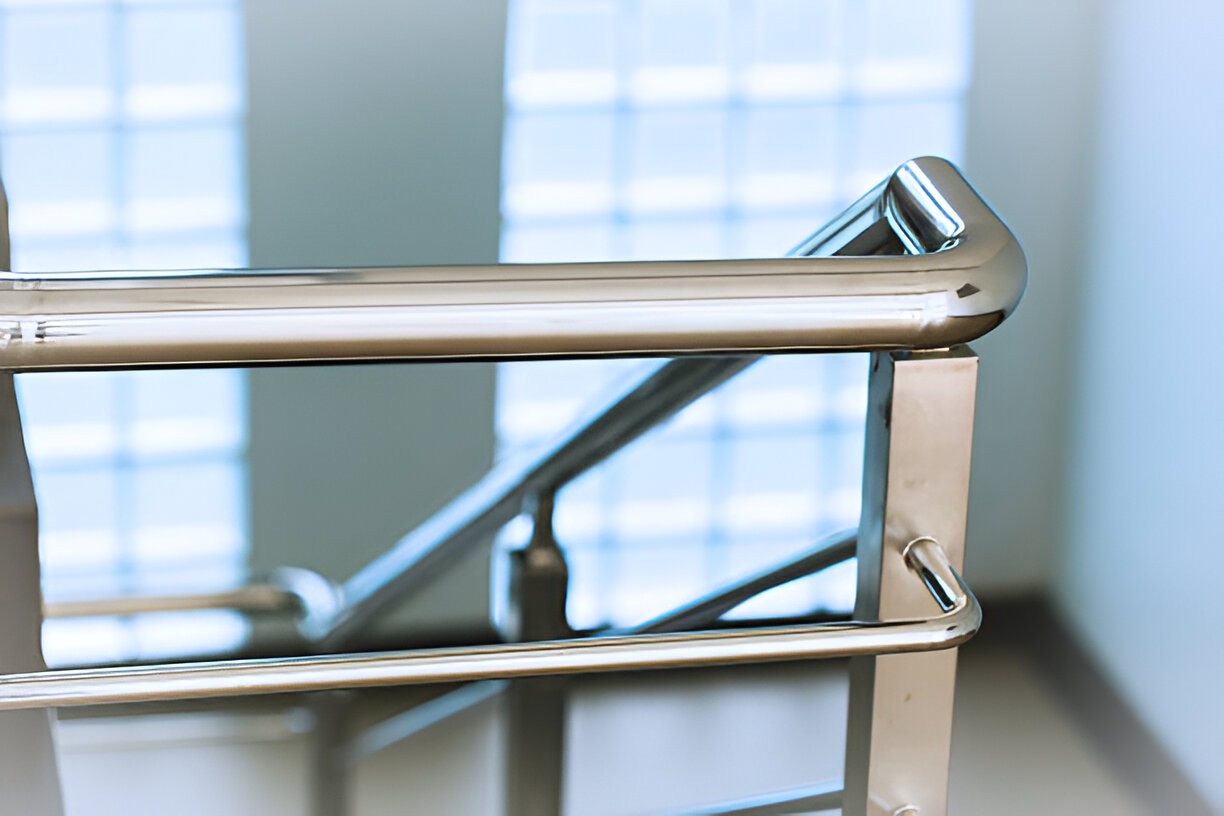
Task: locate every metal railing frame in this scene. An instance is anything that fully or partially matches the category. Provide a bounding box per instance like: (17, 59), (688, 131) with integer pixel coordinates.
(0, 157), (1025, 816)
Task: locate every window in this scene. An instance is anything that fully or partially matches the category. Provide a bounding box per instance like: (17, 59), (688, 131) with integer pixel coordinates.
(498, 0), (972, 629)
(0, 0), (249, 665)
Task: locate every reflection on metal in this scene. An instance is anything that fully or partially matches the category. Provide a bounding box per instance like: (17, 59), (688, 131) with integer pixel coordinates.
(844, 350), (978, 816)
(0, 159), (1023, 372)
(626, 528), (857, 635)
(671, 779), (843, 815)
(0, 538), (975, 712)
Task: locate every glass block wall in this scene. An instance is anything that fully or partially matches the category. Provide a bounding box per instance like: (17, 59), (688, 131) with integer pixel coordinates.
(498, 0), (972, 630)
(0, 0), (249, 665)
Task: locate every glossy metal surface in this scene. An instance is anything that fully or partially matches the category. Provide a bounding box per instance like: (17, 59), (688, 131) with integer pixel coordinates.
(844, 350), (978, 816)
(0, 538), (976, 711)
(0, 158), (1024, 371)
(43, 584), (299, 619)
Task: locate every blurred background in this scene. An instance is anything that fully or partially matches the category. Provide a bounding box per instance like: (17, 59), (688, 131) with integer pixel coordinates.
(0, 0), (1219, 814)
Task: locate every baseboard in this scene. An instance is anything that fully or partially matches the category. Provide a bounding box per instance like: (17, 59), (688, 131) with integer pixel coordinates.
(979, 596), (1214, 816)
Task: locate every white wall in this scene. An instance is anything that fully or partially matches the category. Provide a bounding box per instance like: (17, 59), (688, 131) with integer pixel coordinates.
(243, 0), (508, 639)
(962, 0), (1106, 594)
(1055, 1), (1224, 808)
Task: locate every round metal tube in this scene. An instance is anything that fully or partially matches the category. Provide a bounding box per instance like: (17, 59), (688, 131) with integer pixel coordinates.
(0, 159), (1024, 371)
(0, 542), (977, 712)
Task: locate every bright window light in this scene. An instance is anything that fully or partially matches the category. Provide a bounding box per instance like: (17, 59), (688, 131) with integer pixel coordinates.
(498, 0), (971, 630)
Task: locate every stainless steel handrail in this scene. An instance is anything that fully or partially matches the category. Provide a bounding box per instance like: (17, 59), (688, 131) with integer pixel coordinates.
(41, 567), (340, 630)
(43, 585), (296, 619)
(0, 537), (973, 711)
(0, 158), (1024, 371)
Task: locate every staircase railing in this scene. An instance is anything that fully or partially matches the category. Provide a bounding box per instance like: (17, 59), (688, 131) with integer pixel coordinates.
(0, 156), (1025, 816)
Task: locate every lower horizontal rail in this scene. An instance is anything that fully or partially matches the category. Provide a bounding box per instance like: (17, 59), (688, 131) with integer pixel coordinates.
(2, 538), (974, 712)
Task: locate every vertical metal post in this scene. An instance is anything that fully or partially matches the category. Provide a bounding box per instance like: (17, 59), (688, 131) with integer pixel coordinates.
(843, 348), (978, 816)
(0, 179), (66, 815)
(309, 691), (351, 816)
(503, 491), (571, 816)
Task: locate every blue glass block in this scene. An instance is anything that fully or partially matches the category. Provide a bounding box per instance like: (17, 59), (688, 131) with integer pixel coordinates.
(1, 9), (114, 125)
(728, 212), (837, 259)
(855, 0), (972, 97)
(741, 0), (844, 100)
(42, 617), (131, 668)
(124, 6), (243, 120)
(124, 369), (245, 458)
(610, 434), (715, 504)
(131, 460), (245, 565)
(719, 433), (821, 538)
(605, 540), (710, 626)
(497, 358), (646, 411)
(131, 561), (248, 595)
(501, 222), (616, 263)
(818, 429), (865, 529)
(34, 468), (122, 574)
(125, 126), (243, 233)
(125, 233), (248, 270)
(846, 99), (963, 196)
(631, 0), (730, 104)
(42, 572), (127, 605)
(1, 130), (115, 237)
(16, 370), (118, 430)
(503, 111), (616, 220)
(626, 109), (728, 214)
(618, 217), (726, 261)
(8, 237), (123, 273)
(554, 466), (608, 549)
(506, 0), (617, 108)
(132, 609), (248, 660)
(737, 106), (839, 211)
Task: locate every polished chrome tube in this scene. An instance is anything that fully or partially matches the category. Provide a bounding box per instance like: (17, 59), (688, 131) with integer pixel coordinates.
(41, 567), (338, 627)
(43, 585), (296, 619)
(0, 158), (1024, 371)
(318, 355), (754, 647)
(626, 528), (857, 635)
(0, 539), (975, 711)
